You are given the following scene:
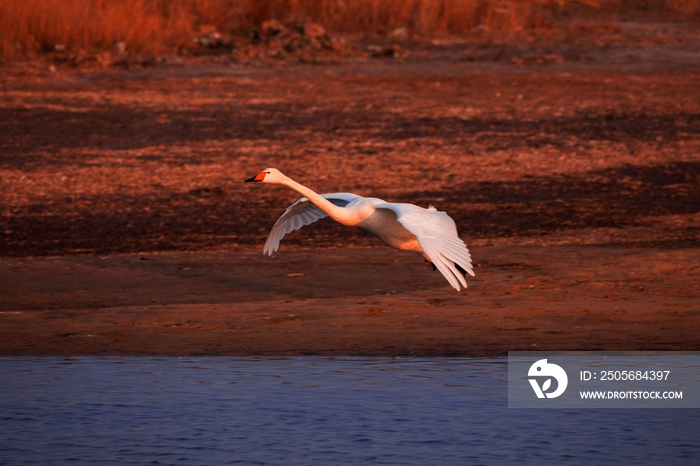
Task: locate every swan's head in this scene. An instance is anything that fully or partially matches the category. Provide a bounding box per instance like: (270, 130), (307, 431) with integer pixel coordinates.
(244, 168), (285, 184)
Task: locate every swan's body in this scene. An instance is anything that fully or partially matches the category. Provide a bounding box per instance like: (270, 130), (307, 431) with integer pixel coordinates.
(245, 168), (475, 291)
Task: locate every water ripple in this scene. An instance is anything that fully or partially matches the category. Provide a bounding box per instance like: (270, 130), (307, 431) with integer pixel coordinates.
(0, 357), (698, 465)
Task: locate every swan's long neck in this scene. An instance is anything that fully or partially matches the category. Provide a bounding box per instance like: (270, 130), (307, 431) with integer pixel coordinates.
(281, 177), (353, 225)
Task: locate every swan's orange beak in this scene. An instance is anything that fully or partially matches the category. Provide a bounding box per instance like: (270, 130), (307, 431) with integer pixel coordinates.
(244, 172), (266, 182)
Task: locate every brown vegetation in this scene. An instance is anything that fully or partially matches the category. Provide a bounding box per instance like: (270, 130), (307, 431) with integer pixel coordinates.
(1, 0), (699, 61)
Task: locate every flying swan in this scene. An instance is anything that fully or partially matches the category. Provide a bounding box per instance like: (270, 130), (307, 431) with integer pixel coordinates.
(245, 168), (475, 291)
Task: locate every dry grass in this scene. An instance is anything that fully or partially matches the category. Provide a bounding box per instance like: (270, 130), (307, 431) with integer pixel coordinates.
(1, 0), (699, 59)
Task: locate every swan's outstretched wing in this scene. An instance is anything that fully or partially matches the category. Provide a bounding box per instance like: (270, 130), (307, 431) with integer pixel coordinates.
(263, 193), (360, 255)
(376, 203), (474, 291)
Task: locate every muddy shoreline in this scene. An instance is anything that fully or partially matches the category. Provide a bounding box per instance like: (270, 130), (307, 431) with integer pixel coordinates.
(1, 245), (698, 356)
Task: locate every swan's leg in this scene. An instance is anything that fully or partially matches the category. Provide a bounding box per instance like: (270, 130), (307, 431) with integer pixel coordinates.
(455, 263), (468, 277)
(425, 258), (466, 276)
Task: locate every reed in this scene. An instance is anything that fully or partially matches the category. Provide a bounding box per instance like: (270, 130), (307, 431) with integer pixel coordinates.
(1, 0), (698, 59)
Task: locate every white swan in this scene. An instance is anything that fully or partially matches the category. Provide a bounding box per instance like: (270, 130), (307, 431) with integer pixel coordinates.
(245, 168), (475, 291)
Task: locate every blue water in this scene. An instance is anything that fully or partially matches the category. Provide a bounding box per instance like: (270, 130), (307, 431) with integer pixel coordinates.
(1, 357), (698, 465)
